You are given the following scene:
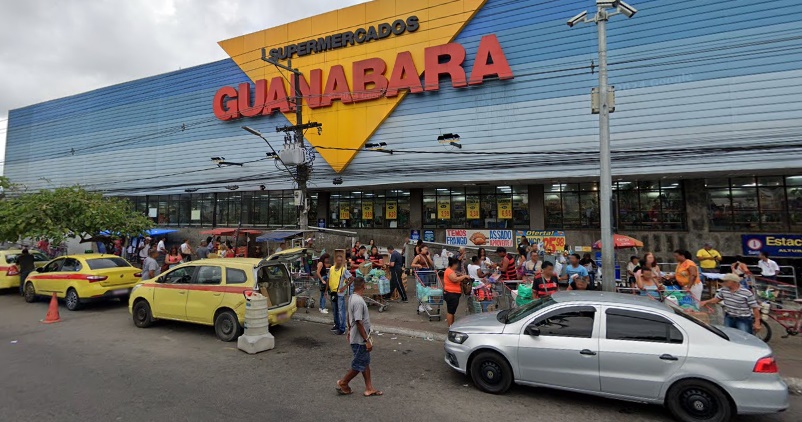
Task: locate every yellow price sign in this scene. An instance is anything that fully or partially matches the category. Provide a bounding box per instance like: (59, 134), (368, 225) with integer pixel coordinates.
(466, 198), (480, 219)
(339, 203), (350, 220)
(437, 198), (451, 219)
(362, 201), (374, 220)
(386, 201), (397, 220)
(498, 198), (512, 219)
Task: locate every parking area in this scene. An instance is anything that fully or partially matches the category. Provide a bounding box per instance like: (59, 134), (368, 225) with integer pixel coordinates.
(0, 292), (799, 422)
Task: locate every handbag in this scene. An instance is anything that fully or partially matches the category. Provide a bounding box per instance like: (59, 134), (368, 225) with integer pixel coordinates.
(460, 279), (472, 296)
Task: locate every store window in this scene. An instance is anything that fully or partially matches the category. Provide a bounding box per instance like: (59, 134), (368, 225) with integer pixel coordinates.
(329, 190), (409, 229)
(423, 186), (527, 229)
(545, 181), (685, 230)
(707, 176), (797, 231)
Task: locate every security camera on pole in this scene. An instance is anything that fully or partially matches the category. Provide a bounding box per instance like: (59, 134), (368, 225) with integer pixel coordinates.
(568, 1), (637, 292)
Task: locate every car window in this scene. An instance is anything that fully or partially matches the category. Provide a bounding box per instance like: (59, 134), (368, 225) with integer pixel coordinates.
(43, 259), (64, 272)
(671, 305), (729, 341)
(61, 258), (82, 272)
(605, 308), (683, 344)
(162, 267), (194, 284)
(503, 295), (555, 324)
(195, 266), (223, 285)
(226, 268), (248, 285)
(86, 257), (131, 270)
(257, 264), (291, 306)
(532, 306), (596, 338)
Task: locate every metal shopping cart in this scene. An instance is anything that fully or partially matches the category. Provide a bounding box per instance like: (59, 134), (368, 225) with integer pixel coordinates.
(468, 280), (498, 314)
(360, 268), (390, 313)
(292, 271), (316, 312)
(415, 269), (443, 321)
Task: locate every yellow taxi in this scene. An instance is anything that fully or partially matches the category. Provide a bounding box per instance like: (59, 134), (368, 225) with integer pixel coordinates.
(129, 248), (302, 341)
(24, 254), (142, 311)
(0, 249), (50, 290)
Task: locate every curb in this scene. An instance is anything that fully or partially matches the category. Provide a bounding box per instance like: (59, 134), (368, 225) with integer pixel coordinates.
(292, 313), (447, 342)
(786, 377), (802, 396)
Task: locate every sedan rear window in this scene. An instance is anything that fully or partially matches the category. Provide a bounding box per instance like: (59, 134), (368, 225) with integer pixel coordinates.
(671, 305), (729, 341)
(5, 253), (49, 263)
(86, 257), (131, 270)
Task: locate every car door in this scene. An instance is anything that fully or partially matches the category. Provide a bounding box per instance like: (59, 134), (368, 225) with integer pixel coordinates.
(599, 307), (688, 399)
(52, 258), (83, 296)
(34, 258), (65, 294)
(152, 266), (195, 320)
(517, 305), (601, 392)
(185, 265), (225, 324)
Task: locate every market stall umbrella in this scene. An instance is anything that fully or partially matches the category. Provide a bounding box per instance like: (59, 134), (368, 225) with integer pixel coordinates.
(200, 228), (238, 236)
(592, 234), (644, 250)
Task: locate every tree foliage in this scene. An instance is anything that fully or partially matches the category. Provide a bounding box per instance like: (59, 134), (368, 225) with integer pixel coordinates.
(0, 184), (153, 244)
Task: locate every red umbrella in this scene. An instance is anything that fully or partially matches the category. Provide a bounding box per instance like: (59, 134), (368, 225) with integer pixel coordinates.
(593, 234), (644, 250)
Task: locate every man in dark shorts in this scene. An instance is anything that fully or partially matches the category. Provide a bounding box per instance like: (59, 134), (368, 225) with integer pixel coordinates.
(337, 277), (383, 397)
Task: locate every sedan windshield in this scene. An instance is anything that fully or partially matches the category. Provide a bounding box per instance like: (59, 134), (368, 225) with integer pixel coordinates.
(86, 257), (131, 270)
(500, 296), (555, 324)
(669, 303), (729, 341)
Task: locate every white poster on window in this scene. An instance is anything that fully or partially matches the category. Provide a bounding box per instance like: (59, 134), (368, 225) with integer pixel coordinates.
(148, 208), (158, 218)
(191, 209), (201, 221)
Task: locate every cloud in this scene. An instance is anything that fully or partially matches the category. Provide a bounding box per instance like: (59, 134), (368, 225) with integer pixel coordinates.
(0, 0), (368, 174)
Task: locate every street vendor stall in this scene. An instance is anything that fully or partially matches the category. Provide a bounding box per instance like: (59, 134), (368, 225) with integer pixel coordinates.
(200, 228), (262, 257)
(592, 234), (644, 285)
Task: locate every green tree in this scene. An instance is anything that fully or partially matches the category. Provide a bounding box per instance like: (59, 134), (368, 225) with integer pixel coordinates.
(0, 184), (152, 244)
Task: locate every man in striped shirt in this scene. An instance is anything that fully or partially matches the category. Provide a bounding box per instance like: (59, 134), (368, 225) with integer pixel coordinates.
(700, 273), (761, 334)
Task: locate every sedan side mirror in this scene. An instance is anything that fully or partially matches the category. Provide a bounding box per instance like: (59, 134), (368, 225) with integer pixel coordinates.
(36, 267), (44, 273)
(525, 325), (541, 337)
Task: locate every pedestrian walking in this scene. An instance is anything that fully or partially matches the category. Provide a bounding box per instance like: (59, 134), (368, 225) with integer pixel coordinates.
(180, 239), (193, 262)
(336, 277), (382, 397)
(316, 253), (331, 314)
(757, 251), (780, 281)
(138, 237), (152, 265)
(386, 246), (407, 302)
(329, 254), (352, 335)
(196, 241), (210, 259)
(16, 248), (35, 296)
(141, 250), (161, 281)
(700, 273), (761, 334)
(673, 249), (702, 301)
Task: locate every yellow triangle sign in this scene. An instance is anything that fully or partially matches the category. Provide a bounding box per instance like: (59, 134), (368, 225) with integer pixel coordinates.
(218, 0), (488, 172)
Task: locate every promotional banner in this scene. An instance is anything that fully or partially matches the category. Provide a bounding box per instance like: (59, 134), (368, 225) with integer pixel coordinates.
(446, 229), (514, 248)
(466, 198), (481, 219)
(516, 230), (567, 253)
(497, 198), (513, 219)
(423, 230), (435, 243)
(742, 234), (802, 258)
(362, 201), (374, 220)
(386, 200), (397, 220)
(437, 198), (451, 219)
(339, 203), (350, 220)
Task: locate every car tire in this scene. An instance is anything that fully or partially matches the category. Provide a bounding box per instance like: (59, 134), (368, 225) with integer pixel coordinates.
(65, 288), (82, 311)
(754, 323), (772, 343)
(666, 379), (732, 422)
(132, 300), (153, 328)
(214, 310), (241, 342)
(469, 351), (513, 394)
(23, 282), (37, 303)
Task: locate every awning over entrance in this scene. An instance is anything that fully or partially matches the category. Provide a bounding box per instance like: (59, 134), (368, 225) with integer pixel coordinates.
(255, 230), (303, 243)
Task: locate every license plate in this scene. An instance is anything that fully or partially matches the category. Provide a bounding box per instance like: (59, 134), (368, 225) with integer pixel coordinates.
(276, 312), (289, 322)
(112, 289), (130, 296)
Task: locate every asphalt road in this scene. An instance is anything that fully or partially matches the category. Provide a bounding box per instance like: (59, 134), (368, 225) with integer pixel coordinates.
(0, 292), (798, 422)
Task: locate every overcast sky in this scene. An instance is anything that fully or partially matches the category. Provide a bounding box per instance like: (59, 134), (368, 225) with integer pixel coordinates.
(0, 0), (367, 174)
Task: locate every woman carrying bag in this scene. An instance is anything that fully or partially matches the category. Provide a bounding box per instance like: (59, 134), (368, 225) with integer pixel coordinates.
(443, 257), (472, 327)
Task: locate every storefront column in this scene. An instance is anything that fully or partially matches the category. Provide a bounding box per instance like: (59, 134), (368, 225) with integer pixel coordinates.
(410, 188), (423, 228)
(317, 192), (330, 228)
(529, 184), (545, 228)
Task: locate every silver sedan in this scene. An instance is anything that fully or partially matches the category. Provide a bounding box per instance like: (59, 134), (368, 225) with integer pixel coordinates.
(445, 291), (788, 422)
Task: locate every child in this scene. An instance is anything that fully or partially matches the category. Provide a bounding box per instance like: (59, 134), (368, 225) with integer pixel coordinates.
(626, 256), (640, 292)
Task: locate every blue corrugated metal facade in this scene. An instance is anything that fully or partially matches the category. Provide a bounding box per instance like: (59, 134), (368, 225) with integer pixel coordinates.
(6, 0), (802, 194)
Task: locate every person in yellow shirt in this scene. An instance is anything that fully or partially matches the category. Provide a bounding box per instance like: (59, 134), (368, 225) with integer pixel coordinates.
(696, 242), (722, 296)
(328, 253), (353, 335)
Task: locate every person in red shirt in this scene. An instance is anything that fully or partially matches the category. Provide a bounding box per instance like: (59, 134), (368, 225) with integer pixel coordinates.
(533, 261), (559, 298)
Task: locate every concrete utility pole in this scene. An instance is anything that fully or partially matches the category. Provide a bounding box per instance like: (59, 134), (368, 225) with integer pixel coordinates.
(260, 54), (321, 232)
(568, 1), (637, 292)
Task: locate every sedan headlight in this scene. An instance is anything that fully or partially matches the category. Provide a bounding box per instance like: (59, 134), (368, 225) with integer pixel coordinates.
(448, 331), (469, 344)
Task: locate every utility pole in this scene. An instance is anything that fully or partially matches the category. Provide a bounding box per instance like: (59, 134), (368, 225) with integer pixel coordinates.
(261, 51), (321, 232)
(568, 1), (637, 292)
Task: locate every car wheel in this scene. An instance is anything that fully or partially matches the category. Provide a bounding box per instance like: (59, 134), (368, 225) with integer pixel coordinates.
(132, 300), (153, 328)
(470, 351), (513, 394)
(214, 310), (241, 342)
(754, 323), (772, 343)
(65, 288), (82, 311)
(23, 282), (37, 303)
(667, 379), (732, 422)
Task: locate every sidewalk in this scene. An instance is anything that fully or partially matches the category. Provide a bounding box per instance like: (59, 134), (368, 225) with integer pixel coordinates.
(292, 278), (802, 395)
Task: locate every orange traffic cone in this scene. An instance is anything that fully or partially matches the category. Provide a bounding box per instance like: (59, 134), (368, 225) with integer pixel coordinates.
(41, 293), (61, 324)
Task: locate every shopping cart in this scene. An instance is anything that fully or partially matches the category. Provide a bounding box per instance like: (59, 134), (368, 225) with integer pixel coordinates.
(468, 280), (497, 314)
(415, 270), (443, 321)
(292, 272), (316, 312)
(360, 268), (390, 313)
